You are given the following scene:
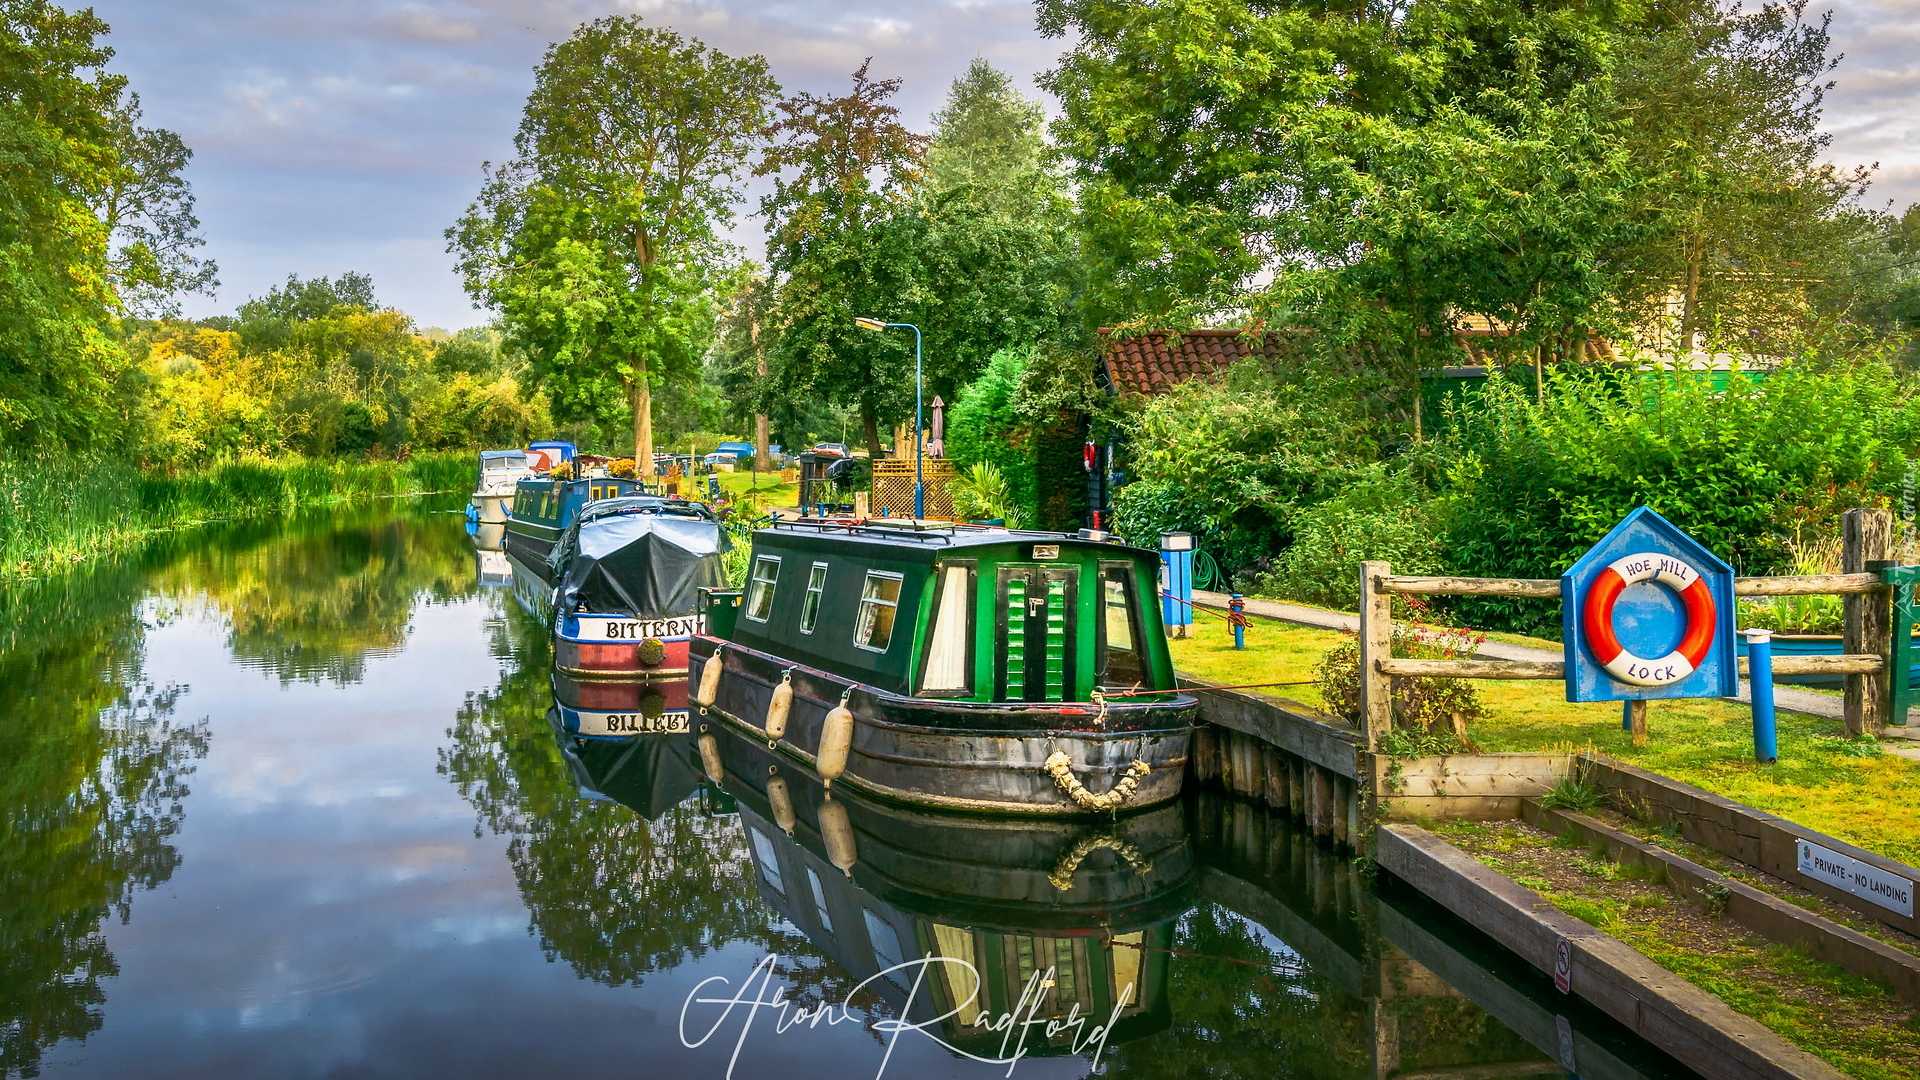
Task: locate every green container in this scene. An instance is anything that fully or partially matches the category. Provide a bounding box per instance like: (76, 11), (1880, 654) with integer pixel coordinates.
(701, 587), (744, 640)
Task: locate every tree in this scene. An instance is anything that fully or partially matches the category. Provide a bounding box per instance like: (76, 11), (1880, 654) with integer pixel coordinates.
(926, 57), (1047, 202)
(0, 0), (128, 449)
(1608, 1), (1872, 353)
(758, 60), (929, 459)
(97, 91), (217, 318)
(449, 17), (777, 464)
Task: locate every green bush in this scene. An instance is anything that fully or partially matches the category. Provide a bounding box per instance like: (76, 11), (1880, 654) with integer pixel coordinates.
(1315, 624), (1487, 753)
(1424, 360), (1920, 634)
(1253, 468), (1443, 610)
(946, 347), (1038, 523)
(950, 461), (1026, 526)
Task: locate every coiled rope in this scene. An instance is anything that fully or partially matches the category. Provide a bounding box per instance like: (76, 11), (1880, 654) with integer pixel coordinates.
(1043, 751), (1150, 812)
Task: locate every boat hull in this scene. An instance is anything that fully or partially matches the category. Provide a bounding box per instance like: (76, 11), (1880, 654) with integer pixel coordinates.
(689, 635), (1196, 816)
(471, 492), (511, 524)
(554, 612), (694, 680)
(553, 672), (691, 739)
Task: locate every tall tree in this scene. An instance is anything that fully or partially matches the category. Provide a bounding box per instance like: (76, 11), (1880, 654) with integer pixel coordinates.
(926, 57), (1047, 202)
(0, 0), (126, 448)
(448, 17), (777, 465)
(758, 61), (929, 459)
(97, 91), (217, 318)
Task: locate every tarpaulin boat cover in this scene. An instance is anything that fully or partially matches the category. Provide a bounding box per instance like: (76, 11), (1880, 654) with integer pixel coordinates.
(549, 498), (729, 618)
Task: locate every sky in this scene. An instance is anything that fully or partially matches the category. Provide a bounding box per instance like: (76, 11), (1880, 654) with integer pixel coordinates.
(89, 0), (1920, 333)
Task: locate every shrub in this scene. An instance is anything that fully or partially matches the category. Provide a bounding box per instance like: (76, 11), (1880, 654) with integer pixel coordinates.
(1314, 625), (1487, 753)
(607, 457), (638, 480)
(1424, 360), (1920, 634)
(947, 347), (1038, 523)
(1253, 467), (1444, 610)
(950, 461), (1025, 526)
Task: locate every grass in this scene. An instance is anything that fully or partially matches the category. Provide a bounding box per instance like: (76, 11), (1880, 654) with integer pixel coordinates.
(1167, 609), (1920, 867)
(711, 468), (799, 511)
(0, 451), (470, 579)
(1436, 819), (1920, 1080)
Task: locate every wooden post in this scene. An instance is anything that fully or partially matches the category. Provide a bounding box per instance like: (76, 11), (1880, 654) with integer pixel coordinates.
(1310, 766), (1335, 841)
(1288, 756), (1307, 820)
(1626, 699), (1649, 748)
(1359, 560), (1394, 750)
(1332, 774), (1351, 848)
(1844, 509), (1893, 737)
(1264, 747), (1290, 810)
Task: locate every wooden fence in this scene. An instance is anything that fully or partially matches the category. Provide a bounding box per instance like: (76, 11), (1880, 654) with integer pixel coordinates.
(1357, 508), (1901, 748)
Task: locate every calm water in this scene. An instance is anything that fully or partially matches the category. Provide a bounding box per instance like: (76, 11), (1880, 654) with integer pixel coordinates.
(0, 500), (1705, 1080)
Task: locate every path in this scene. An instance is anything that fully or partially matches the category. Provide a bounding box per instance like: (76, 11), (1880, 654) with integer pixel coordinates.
(1193, 589), (1920, 740)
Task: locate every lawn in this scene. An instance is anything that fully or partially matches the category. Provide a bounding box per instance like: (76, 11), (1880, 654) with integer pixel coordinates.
(1169, 609), (1920, 867)
(711, 468), (798, 512)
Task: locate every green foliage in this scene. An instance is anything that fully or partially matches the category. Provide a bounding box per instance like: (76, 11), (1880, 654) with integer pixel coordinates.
(1315, 626), (1487, 751)
(949, 461), (1025, 528)
(926, 57), (1046, 200)
(0, 451), (469, 579)
(945, 347), (1037, 521)
(1255, 468), (1444, 611)
(1112, 358), (1383, 573)
(1425, 362), (1919, 633)
(1542, 778), (1607, 813)
(449, 16), (778, 463)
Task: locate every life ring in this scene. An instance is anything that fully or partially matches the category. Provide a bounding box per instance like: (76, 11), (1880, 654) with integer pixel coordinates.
(1581, 552), (1717, 687)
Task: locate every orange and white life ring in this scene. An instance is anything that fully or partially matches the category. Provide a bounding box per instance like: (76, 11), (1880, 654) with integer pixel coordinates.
(1581, 552), (1717, 687)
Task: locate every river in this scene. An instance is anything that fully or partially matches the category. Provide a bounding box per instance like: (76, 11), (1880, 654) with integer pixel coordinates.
(0, 499), (1704, 1079)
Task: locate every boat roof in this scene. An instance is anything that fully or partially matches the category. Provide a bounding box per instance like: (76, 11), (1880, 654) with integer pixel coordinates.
(752, 519), (1155, 561)
(480, 449), (528, 463)
(577, 495), (718, 524)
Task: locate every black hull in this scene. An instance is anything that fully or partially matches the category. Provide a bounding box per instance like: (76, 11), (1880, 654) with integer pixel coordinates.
(690, 635), (1196, 816)
(503, 524), (556, 581)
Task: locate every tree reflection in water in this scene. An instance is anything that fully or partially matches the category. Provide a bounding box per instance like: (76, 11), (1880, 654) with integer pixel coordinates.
(0, 567), (208, 1077)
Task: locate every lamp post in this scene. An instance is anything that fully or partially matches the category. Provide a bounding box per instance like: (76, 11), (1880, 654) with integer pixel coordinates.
(854, 316), (924, 519)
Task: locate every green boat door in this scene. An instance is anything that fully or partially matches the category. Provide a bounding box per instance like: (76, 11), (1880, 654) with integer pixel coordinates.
(996, 566), (1077, 702)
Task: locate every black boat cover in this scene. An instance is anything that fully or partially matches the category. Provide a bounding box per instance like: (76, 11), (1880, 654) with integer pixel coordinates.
(549, 496), (729, 617)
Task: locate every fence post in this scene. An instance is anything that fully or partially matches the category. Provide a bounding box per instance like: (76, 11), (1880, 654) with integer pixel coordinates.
(1844, 508), (1893, 737)
(1359, 560), (1392, 752)
(1888, 566), (1919, 728)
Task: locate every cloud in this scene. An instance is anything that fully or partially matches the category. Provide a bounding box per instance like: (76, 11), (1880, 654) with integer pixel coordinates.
(379, 5), (484, 44)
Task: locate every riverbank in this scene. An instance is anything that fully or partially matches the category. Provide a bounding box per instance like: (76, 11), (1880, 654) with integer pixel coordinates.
(0, 452), (470, 579)
(1167, 612), (1920, 867)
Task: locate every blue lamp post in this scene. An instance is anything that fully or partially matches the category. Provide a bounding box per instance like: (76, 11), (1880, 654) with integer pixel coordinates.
(855, 317), (924, 519)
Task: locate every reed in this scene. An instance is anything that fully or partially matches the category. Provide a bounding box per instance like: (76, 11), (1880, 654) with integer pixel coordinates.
(0, 451), (470, 578)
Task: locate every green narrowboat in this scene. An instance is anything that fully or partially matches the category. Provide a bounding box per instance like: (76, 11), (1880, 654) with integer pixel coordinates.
(503, 475), (649, 577)
(689, 521), (1198, 816)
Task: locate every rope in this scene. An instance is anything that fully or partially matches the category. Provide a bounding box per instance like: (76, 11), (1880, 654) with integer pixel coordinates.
(1043, 752), (1150, 812)
(1048, 833), (1153, 891)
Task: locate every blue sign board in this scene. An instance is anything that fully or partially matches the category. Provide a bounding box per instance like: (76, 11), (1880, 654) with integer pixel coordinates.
(1561, 507), (1737, 702)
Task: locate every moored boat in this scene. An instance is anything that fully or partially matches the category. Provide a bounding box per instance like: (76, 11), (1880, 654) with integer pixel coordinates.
(547, 496), (728, 680)
(471, 449), (536, 524)
(689, 521), (1198, 816)
(503, 474), (650, 579)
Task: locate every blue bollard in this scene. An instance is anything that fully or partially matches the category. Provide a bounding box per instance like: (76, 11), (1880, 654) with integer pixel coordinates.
(1622, 700), (1634, 731)
(1746, 628), (1778, 764)
(1230, 593), (1246, 650)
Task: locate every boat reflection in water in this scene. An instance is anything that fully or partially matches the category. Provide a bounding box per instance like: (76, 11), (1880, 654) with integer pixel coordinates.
(551, 709), (706, 818)
(698, 719), (1188, 1057)
(553, 670), (691, 739)
(471, 522), (513, 588)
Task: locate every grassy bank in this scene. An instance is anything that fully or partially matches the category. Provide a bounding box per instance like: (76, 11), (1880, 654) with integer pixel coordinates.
(0, 452), (470, 578)
(1168, 610), (1920, 867)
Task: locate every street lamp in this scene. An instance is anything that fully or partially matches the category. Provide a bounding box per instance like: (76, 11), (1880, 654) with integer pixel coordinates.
(854, 316), (924, 519)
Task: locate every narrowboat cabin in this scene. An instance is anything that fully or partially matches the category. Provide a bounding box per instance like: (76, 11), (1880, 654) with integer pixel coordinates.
(503, 475), (650, 579)
(689, 521), (1198, 816)
(547, 496), (727, 680)
(471, 449), (536, 524)
(704, 721), (1181, 1052)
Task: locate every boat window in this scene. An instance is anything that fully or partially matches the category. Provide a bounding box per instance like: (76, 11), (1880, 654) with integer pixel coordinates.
(806, 867), (834, 935)
(799, 563), (829, 634)
(1100, 564), (1149, 690)
(744, 555), (781, 622)
(748, 828), (783, 894)
(864, 909), (904, 976)
(854, 571), (903, 653)
(920, 564), (972, 693)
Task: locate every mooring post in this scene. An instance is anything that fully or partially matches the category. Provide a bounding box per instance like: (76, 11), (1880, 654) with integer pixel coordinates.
(1358, 560), (1393, 752)
(1229, 593), (1246, 649)
(1843, 508), (1893, 737)
(1623, 699), (1648, 747)
(1746, 629), (1778, 763)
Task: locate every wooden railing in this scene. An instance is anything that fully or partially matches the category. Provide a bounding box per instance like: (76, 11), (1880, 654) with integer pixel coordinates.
(1357, 508), (1900, 749)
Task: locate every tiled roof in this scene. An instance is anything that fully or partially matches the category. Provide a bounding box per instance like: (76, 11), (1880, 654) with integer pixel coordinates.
(1097, 329), (1308, 396)
(1098, 325), (1619, 396)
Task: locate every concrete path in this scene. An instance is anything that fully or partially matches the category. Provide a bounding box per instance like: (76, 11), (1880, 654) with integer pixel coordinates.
(1192, 589), (1920, 733)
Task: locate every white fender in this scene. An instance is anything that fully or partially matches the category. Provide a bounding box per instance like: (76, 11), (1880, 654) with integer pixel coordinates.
(696, 646), (724, 707)
(765, 674), (793, 742)
(817, 695), (855, 787)
(819, 796), (857, 876)
(697, 732), (723, 785)
(767, 772), (796, 836)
